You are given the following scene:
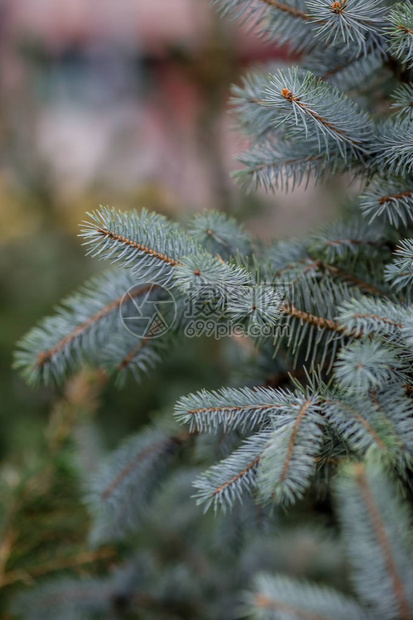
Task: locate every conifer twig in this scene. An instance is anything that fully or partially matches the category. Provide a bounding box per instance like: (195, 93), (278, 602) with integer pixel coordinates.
(101, 433), (189, 501)
(354, 463), (411, 620)
(117, 338), (151, 371)
(281, 302), (358, 336)
(379, 189), (413, 204)
(0, 547), (116, 589)
(213, 456), (261, 497)
(37, 284), (155, 368)
(95, 228), (180, 267)
(260, 0), (308, 19)
(280, 88), (361, 147)
(324, 401), (386, 450)
(280, 399), (311, 482)
(254, 594), (335, 620)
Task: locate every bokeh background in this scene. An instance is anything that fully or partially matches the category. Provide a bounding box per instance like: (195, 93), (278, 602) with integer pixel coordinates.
(0, 1), (342, 609)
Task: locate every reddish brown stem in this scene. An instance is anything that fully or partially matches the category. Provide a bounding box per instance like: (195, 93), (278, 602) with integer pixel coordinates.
(355, 463), (411, 620)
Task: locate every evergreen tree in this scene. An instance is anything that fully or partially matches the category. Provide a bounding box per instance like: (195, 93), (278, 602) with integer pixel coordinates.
(8, 0), (413, 617)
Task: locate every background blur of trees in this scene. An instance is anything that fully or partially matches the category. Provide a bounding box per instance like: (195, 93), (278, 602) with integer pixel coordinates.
(0, 1), (342, 609)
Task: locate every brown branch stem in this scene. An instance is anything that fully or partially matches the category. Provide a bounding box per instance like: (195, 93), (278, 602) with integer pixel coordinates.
(355, 463), (411, 620)
(254, 594), (336, 620)
(280, 399), (311, 481)
(0, 547), (116, 589)
(260, 0), (308, 19)
(37, 285), (155, 367)
(96, 228), (179, 267)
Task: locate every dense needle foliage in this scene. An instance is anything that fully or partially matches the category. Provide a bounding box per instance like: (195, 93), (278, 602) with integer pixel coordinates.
(6, 1), (413, 618)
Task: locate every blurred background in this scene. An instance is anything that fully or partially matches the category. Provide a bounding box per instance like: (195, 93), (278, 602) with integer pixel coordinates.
(0, 1), (341, 611)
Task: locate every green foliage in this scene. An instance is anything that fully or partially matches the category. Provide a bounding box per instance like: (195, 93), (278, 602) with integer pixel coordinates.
(187, 210), (252, 260)
(14, 269), (145, 385)
(263, 68), (373, 157)
(88, 428), (184, 544)
(9, 0), (413, 617)
(338, 295), (408, 338)
(360, 178), (413, 227)
(337, 461), (413, 619)
(257, 401), (324, 505)
(334, 339), (408, 393)
(174, 386), (293, 433)
(235, 137), (335, 193)
(385, 238), (413, 289)
(387, 3), (413, 67)
(247, 461), (413, 620)
(391, 82), (413, 120)
(246, 574), (369, 620)
(303, 48), (385, 90)
(374, 119), (413, 176)
(307, 0), (388, 54)
(81, 207), (197, 283)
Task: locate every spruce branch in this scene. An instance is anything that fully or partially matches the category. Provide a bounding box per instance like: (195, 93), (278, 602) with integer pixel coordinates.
(368, 386), (413, 471)
(373, 119), (413, 176)
(391, 82), (413, 120)
(175, 386), (296, 433)
(257, 397), (324, 505)
(337, 461), (413, 620)
(231, 69), (286, 140)
(38, 283), (153, 369)
(360, 178), (413, 227)
(263, 69), (373, 157)
(275, 276), (358, 369)
(193, 431), (271, 512)
(323, 390), (413, 470)
(246, 574), (369, 620)
(80, 207), (200, 284)
(307, 0), (388, 55)
(214, 0), (309, 22)
(337, 296), (408, 338)
(323, 397), (387, 453)
(309, 219), (390, 262)
(318, 262), (385, 297)
(260, 0), (308, 19)
(281, 301), (352, 335)
(88, 429), (187, 543)
(265, 238), (310, 274)
(334, 339), (408, 394)
(116, 337), (151, 372)
(303, 48), (385, 90)
(104, 330), (176, 385)
(234, 137), (345, 193)
(387, 3), (413, 68)
(14, 269), (144, 385)
(267, 237), (389, 301)
(213, 0), (315, 52)
(174, 250), (252, 304)
(384, 238), (413, 290)
(0, 547), (116, 589)
(187, 210), (252, 260)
